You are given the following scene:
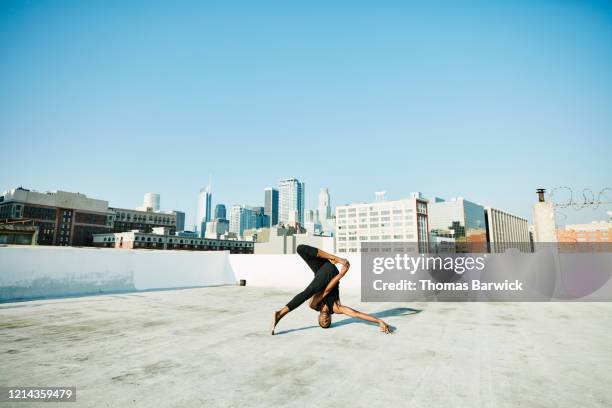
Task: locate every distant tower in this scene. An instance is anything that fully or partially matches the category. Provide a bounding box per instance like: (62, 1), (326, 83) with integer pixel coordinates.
(196, 176), (213, 236)
(143, 193), (160, 211)
(279, 178), (304, 225)
(264, 187), (279, 227)
(214, 204), (227, 220)
(318, 188), (331, 221)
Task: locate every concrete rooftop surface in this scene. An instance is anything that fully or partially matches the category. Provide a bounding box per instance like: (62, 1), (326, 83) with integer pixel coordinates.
(1, 286), (611, 408)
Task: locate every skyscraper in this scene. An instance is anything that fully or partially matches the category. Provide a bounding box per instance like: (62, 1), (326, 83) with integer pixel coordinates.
(279, 178), (304, 226)
(172, 210), (186, 232)
(229, 205), (256, 236)
(214, 204), (227, 220)
(318, 188), (331, 221)
(196, 180), (212, 237)
(247, 206), (270, 229)
(264, 187), (279, 227)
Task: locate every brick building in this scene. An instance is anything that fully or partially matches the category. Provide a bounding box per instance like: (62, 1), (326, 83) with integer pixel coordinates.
(557, 221), (612, 243)
(0, 187), (111, 246)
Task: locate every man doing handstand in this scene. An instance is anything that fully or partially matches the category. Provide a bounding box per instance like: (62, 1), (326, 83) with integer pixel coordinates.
(270, 244), (390, 334)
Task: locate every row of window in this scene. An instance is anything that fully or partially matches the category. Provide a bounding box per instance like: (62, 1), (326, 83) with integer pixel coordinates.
(338, 222), (414, 230)
(338, 215), (413, 224)
(111, 212), (174, 224)
(337, 234), (414, 242)
(337, 209), (414, 218)
(101, 235), (252, 247)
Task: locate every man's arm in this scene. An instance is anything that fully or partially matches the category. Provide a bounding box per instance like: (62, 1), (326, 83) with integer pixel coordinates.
(321, 263), (348, 298)
(335, 304), (391, 334)
(315, 248), (349, 268)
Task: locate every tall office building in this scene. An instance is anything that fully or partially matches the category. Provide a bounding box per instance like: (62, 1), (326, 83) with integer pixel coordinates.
(205, 219), (230, 239)
(214, 204), (227, 220)
(264, 187), (279, 227)
(305, 209), (315, 223)
(196, 183), (212, 236)
(172, 210), (186, 232)
(247, 206), (270, 229)
(229, 205), (257, 236)
(143, 193), (160, 212)
(335, 193), (429, 253)
(318, 188), (331, 221)
(279, 178), (304, 226)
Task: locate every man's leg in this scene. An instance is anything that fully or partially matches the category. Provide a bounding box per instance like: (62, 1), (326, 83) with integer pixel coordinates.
(296, 244), (326, 274)
(271, 263), (334, 334)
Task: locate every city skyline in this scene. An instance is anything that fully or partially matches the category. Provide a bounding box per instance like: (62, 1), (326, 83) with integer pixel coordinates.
(1, 1), (611, 227)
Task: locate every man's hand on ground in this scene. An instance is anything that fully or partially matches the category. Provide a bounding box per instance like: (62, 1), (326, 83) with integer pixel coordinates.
(379, 320), (391, 334)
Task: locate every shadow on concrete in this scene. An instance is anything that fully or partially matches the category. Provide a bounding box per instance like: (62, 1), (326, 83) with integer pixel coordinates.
(274, 307), (422, 335)
(273, 325), (320, 335)
(333, 307), (422, 330)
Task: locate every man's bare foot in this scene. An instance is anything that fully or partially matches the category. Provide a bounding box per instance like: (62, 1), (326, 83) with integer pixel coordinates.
(270, 311), (281, 335)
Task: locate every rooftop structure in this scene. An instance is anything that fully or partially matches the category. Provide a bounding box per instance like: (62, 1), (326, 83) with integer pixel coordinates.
(93, 230), (254, 253)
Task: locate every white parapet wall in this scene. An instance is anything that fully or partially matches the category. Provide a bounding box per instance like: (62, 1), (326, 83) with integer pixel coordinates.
(0, 246), (235, 302)
(228, 254), (362, 291)
(0, 246), (361, 302)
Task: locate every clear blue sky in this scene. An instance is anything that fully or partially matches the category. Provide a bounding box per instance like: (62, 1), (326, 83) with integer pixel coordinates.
(1, 0), (611, 228)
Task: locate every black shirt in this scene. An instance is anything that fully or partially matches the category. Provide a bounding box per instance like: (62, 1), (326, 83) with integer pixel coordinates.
(318, 264), (340, 314)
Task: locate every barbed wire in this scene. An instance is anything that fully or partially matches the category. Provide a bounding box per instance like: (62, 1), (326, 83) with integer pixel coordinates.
(548, 187), (612, 210)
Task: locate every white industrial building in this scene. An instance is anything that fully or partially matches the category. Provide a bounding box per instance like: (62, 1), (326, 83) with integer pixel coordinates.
(334, 192), (429, 253)
(484, 206), (530, 252)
